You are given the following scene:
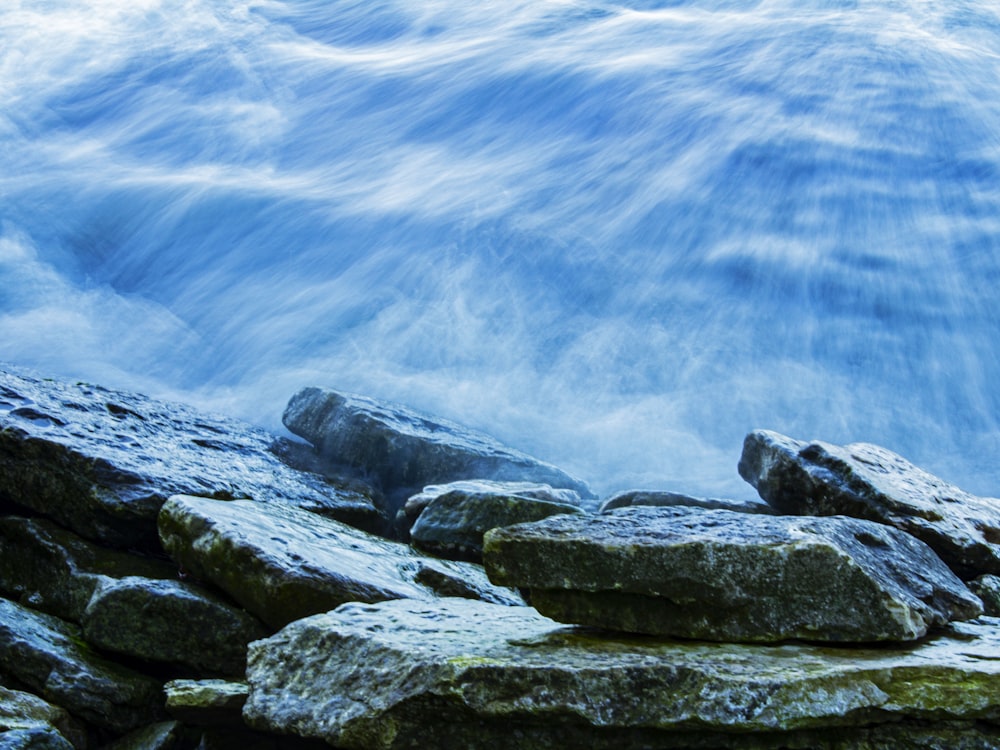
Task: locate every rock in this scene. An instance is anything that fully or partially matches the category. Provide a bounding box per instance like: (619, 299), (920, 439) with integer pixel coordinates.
(483, 507), (981, 641)
(244, 597), (1000, 749)
(81, 578), (267, 677)
(0, 688), (86, 750)
(164, 680), (248, 727)
(0, 727), (75, 750)
(158, 495), (521, 630)
(409, 487), (585, 563)
(0, 598), (163, 735)
(99, 721), (179, 750)
(0, 516), (178, 622)
(599, 489), (775, 514)
(738, 429), (1000, 579)
(282, 386), (593, 511)
(968, 574), (1000, 616)
(0, 368), (381, 552)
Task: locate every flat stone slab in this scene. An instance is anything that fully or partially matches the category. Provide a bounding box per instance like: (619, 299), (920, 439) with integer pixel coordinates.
(0, 368), (381, 552)
(0, 598), (163, 734)
(409, 486), (584, 563)
(158, 495), (521, 629)
(738, 429), (1000, 579)
(244, 598), (1000, 749)
(164, 679), (249, 727)
(282, 386), (593, 508)
(483, 507), (981, 641)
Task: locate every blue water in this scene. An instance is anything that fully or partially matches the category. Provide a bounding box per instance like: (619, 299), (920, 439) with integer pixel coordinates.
(3, 0), (1000, 499)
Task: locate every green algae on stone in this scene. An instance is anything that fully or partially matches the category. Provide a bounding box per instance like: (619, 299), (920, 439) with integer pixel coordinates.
(483, 507), (981, 641)
(244, 598), (1000, 749)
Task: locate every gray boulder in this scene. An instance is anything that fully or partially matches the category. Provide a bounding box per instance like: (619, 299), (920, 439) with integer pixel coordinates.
(599, 489), (774, 514)
(244, 597), (1000, 749)
(483, 507), (982, 641)
(738, 429), (1000, 578)
(0, 368), (381, 552)
(158, 495), (521, 629)
(0, 598), (163, 735)
(0, 688), (85, 750)
(969, 574), (1000, 616)
(410, 487), (584, 563)
(282, 387), (593, 511)
(0, 728), (75, 750)
(81, 578), (267, 676)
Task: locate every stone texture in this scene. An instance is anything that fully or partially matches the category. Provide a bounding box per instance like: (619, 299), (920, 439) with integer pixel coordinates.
(409, 487), (584, 563)
(99, 721), (180, 750)
(483, 507), (981, 641)
(969, 574), (1000, 616)
(0, 688), (85, 750)
(0, 598), (163, 734)
(738, 429), (1000, 579)
(158, 495), (521, 630)
(282, 386), (593, 510)
(599, 489), (774, 514)
(0, 516), (178, 622)
(244, 598), (1000, 749)
(81, 578), (267, 676)
(164, 680), (248, 727)
(0, 727), (75, 750)
(0, 368), (381, 552)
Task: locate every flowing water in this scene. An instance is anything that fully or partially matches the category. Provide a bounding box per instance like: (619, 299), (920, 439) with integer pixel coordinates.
(3, 0), (1000, 498)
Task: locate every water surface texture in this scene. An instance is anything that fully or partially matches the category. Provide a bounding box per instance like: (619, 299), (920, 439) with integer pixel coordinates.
(3, 0), (1000, 498)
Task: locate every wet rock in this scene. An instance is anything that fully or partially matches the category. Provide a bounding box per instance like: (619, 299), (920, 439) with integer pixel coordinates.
(738, 429), (1000, 579)
(483, 507), (981, 641)
(99, 721), (179, 750)
(244, 597), (1000, 749)
(282, 386), (593, 511)
(0, 516), (177, 622)
(968, 574), (1000, 616)
(0, 598), (163, 734)
(81, 578), (267, 676)
(158, 495), (521, 630)
(409, 487), (584, 563)
(164, 680), (248, 727)
(398, 480), (584, 536)
(599, 489), (774, 514)
(0, 368), (381, 552)
(0, 687), (86, 749)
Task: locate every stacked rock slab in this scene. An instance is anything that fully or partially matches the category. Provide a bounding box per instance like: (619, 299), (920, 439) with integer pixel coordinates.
(738, 429), (1000, 578)
(282, 386), (593, 511)
(483, 506), (982, 641)
(244, 597), (1000, 750)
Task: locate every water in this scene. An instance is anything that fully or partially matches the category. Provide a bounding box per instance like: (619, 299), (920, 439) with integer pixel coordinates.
(3, 0), (1000, 499)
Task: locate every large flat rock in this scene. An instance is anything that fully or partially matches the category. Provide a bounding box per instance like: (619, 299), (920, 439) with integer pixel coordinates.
(158, 495), (521, 629)
(244, 597), (1000, 749)
(282, 386), (593, 509)
(0, 368), (381, 552)
(738, 429), (1000, 579)
(483, 507), (981, 641)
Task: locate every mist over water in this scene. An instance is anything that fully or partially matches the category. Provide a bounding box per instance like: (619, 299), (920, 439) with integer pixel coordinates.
(3, 0), (1000, 498)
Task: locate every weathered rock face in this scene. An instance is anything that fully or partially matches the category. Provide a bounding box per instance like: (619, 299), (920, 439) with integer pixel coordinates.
(969, 574), (1000, 616)
(158, 495), (521, 630)
(483, 507), (982, 642)
(0, 368), (381, 552)
(244, 597), (1000, 750)
(282, 386), (593, 510)
(409, 487), (585, 563)
(81, 578), (268, 677)
(738, 429), (1000, 579)
(0, 598), (163, 735)
(599, 489), (775, 514)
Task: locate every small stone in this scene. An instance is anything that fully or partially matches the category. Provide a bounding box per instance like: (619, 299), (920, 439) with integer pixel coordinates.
(164, 680), (249, 727)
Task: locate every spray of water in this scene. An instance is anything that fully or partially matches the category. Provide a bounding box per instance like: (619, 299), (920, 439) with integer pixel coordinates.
(3, 0), (1000, 498)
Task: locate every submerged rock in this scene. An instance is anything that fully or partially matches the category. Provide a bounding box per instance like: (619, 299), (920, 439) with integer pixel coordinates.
(158, 495), (520, 630)
(282, 386), (593, 510)
(0, 598), (163, 734)
(738, 429), (1000, 579)
(244, 597), (1000, 749)
(599, 490), (774, 514)
(0, 368), (381, 552)
(409, 487), (584, 563)
(483, 507), (981, 641)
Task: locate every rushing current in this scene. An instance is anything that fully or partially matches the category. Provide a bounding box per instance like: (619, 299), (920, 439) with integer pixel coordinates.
(2, 0), (1000, 499)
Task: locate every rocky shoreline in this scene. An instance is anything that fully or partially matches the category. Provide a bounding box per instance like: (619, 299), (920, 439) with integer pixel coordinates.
(1, 365), (1000, 749)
